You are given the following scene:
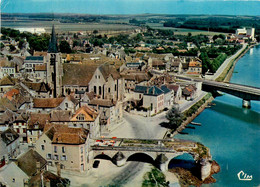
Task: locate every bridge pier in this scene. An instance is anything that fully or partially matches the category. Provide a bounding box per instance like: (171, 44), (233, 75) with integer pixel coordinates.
(242, 100), (251, 108)
(112, 152), (126, 167)
(155, 154), (168, 172)
(200, 159), (212, 181)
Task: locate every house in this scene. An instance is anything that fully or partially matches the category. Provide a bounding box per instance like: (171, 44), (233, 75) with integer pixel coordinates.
(69, 105), (100, 138)
(0, 76), (15, 94)
(151, 59), (165, 70)
(143, 86), (164, 114)
(160, 85), (173, 108)
(27, 170), (70, 187)
(35, 124), (90, 172)
(34, 64), (47, 82)
(12, 113), (28, 143)
(32, 95), (78, 113)
(16, 149), (47, 177)
(134, 85), (165, 114)
(121, 71), (151, 93)
(182, 84), (197, 100)
(0, 162), (29, 187)
(27, 113), (51, 144)
(0, 128), (20, 162)
(21, 82), (50, 98)
(166, 84), (182, 103)
(187, 59), (202, 74)
(88, 99), (123, 129)
(23, 56), (45, 77)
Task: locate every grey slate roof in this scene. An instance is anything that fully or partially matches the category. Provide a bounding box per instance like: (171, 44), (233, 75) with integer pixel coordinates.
(48, 25), (58, 53)
(25, 56), (44, 61)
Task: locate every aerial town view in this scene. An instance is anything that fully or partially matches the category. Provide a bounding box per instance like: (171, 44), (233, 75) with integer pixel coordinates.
(0, 0), (259, 186)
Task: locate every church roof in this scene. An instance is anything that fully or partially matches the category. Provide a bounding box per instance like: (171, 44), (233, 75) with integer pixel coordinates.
(48, 25), (58, 53)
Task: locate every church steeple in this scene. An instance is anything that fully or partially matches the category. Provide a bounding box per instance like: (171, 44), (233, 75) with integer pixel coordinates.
(48, 25), (58, 53)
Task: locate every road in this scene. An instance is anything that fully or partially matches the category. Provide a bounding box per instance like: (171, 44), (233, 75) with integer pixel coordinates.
(106, 112), (169, 186)
(210, 43), (247, 80)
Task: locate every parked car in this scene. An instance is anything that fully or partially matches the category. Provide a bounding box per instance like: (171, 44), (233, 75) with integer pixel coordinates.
(93, 160), (100, 168)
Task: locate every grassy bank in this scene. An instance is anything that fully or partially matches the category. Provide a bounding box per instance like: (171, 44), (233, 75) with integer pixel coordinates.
(215, 45), (249, 82)
(142, 167), (168, 187)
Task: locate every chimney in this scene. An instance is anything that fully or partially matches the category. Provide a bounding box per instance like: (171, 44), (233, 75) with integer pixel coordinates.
(56, 162), (61, 177)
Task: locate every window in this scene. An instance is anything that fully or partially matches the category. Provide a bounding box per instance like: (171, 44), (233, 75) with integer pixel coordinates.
(94, 86), (96, 94)
(108, 88), (110, 93)
(41, 145), (45, 151)
(99, 86), (102, 95)
(98, 75), (100, 79)
(81, 155), (83, 162)
(47, 153), (52, 159)
(54, 146), (57, 153)
(76, 114), (85, 121)
(62, 146), (65, 153)
(115, 84), (117, 91)
(81, 147), (83, 154)
(61, 155), (67, 161)
(23, 128), (26, 133)
(65, 103), (68, 108)
(17, 128), (20, 133)
(54, 155), (59, 160)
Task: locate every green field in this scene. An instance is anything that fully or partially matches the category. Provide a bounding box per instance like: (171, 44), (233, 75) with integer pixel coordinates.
(146, 23), (227, 36)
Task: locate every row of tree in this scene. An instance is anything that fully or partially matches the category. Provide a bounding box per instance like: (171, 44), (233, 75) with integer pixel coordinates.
(200, 52), (227, 73)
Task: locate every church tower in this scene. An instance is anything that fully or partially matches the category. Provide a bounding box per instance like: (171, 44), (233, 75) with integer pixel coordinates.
(47, 25), (63, 98)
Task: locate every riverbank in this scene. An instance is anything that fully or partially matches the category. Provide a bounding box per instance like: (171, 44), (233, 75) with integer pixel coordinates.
(171, 93), (214, 137)
(223, 43), (259, 82)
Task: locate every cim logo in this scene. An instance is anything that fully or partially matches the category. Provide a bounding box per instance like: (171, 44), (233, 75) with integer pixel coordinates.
(237, 170), (253, 181)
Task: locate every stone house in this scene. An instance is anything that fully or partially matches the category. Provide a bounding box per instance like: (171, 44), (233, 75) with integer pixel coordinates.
(16, 149), (47, 177)
(27, 113), (51, 144)
(21, 82), (50, 98)
(88, 99), (123, 129)
(166, 84), (182, 103)
(69, 106), (100, 138)
(0, 162), (29, 187)
(160, 85), (173, 108)
(0, 76), (15, 94)
(12, 113), (28, 143)
(134, 85), (165, 114)
(187, 59), (202, 74)
(35, 124), (90, 172)
(0, 128), (20, 162)
(32, 95), (78, 113)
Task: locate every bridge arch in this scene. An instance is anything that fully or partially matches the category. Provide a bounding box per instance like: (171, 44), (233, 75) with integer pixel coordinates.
(126, 152), (155, 164)
(94, 154), (112, 161)
(168, 153), (197, 169)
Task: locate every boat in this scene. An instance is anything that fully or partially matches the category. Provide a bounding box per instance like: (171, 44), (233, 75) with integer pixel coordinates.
(190, 122), (201, 126)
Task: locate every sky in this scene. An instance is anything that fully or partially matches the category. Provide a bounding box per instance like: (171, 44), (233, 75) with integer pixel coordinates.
(1, 0), (260, 15)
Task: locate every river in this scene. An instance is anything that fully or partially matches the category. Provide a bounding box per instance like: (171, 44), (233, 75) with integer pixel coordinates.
(175, 45), (260, 187)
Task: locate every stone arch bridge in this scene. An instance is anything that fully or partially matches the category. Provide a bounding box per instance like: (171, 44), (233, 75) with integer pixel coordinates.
(90, 138), (213, 181)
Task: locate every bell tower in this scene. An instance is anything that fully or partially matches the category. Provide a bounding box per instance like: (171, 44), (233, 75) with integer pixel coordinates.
(47, 25), (63, 98)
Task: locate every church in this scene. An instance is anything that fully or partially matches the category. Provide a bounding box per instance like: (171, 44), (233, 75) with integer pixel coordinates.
(46, 25), (63, 98)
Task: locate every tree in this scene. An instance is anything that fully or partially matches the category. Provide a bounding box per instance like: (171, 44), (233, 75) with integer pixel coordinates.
(93, 30), (98, 35)
(9, 44), (16, 52)
(59, 41), (72, 53)
(166, 106), (183, 129)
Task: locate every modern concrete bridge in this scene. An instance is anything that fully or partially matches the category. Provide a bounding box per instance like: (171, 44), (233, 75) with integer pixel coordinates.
(175, 75), (260, 108)
(90, 138), (213, 180)
(202, 80), (260, 108)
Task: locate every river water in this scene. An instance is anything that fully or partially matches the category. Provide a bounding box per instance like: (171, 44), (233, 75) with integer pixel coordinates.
(175, 45), (260, 187)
